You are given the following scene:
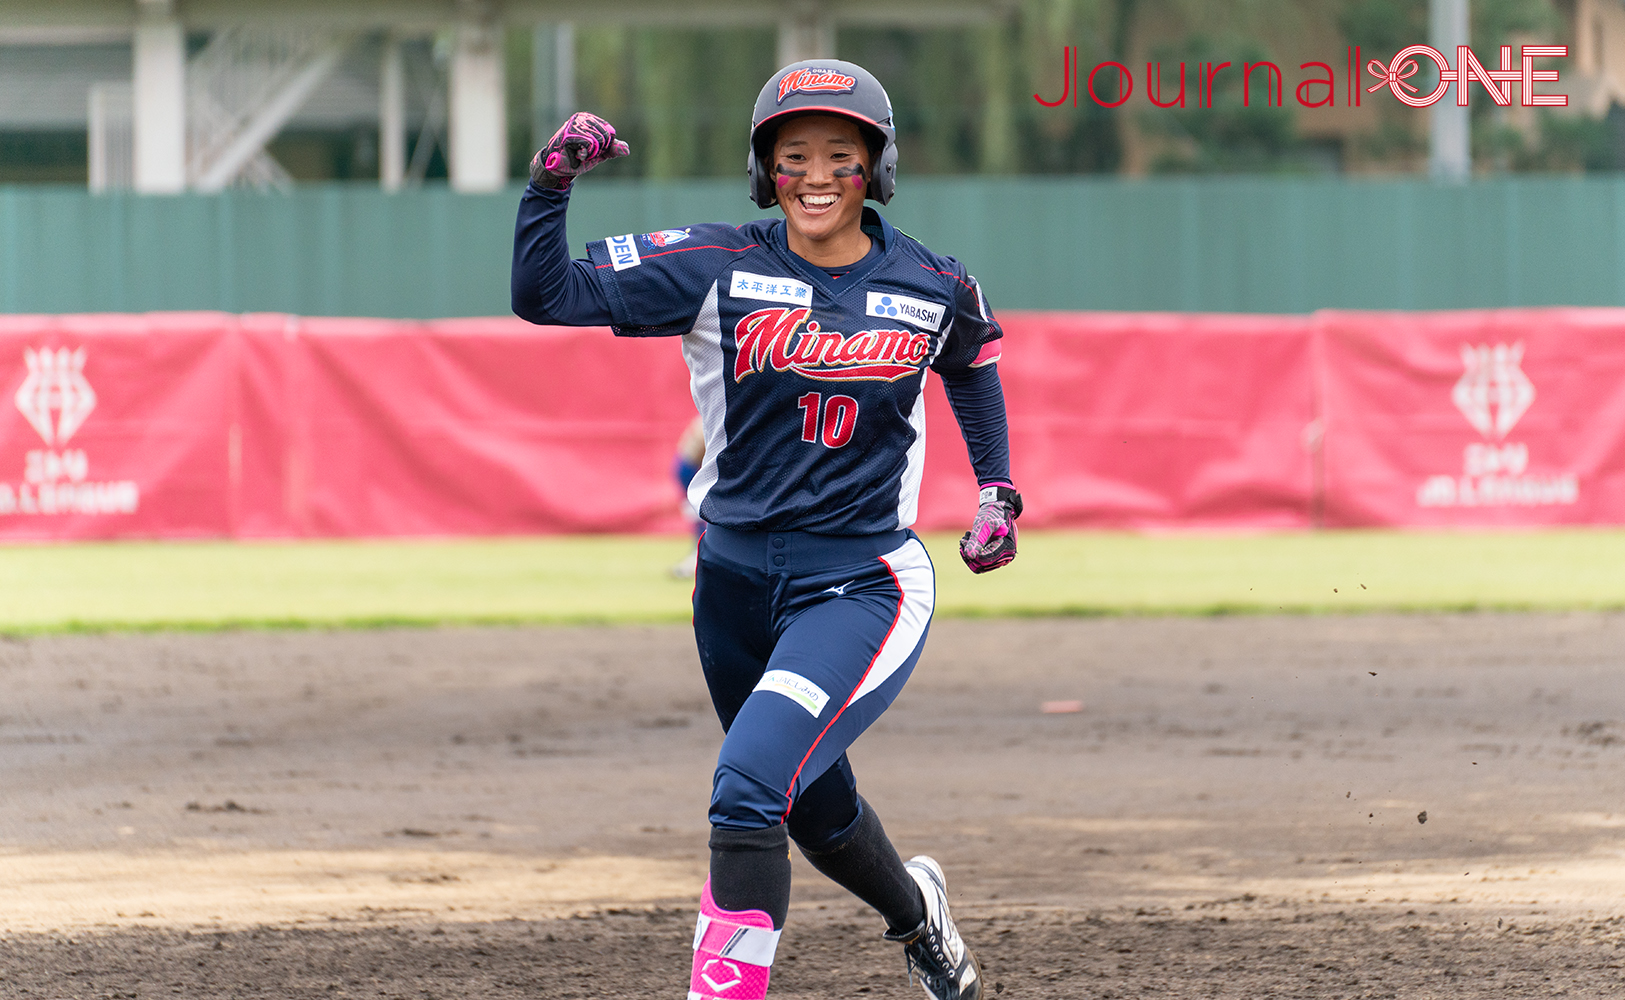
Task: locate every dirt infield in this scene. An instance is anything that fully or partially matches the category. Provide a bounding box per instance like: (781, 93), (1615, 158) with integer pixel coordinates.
(4, 614), (1625, 997)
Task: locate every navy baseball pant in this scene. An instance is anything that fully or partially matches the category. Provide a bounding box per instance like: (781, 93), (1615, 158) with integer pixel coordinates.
(692, 524), (935, 847)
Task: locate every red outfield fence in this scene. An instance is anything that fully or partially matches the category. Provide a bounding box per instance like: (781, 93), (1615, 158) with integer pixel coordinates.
(1, 309), (1622, 540)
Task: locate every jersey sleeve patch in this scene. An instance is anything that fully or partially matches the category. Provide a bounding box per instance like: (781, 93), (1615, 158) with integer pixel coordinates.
(606, 233), (641, 271)
(586, 222), (760, 338)
(641, 228), (692, 248)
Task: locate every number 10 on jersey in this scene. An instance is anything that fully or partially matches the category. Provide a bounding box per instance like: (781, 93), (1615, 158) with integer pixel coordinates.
(797, 392), (859, 448)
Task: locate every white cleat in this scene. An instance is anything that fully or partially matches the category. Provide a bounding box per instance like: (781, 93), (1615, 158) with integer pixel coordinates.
(885, 856), (982, 1000)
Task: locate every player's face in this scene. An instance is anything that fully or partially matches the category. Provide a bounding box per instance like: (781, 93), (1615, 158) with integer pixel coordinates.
(771, 116), (871, 247)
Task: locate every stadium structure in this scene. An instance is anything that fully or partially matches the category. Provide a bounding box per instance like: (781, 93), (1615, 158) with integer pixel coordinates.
(0, 0), (997, 192)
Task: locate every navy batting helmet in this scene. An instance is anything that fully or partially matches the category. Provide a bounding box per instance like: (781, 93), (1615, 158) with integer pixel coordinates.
(748, 60), (898, 209)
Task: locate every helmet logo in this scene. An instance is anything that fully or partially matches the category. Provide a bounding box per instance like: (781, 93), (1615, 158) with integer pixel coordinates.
(776, 68), (857, 103)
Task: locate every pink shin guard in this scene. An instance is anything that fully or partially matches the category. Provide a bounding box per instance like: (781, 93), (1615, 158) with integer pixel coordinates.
(688, 879), (781, 1000)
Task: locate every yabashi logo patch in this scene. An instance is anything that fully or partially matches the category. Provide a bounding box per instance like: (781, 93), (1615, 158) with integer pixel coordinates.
(776, 68), (857, 103)
(866, 292), (945, 332)
(607, 234), (641, 271)
(753, 669), (830, 718)
(732, 307), (930, 384)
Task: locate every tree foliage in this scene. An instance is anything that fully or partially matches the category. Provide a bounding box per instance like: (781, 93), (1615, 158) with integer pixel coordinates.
(536, 0), (1599, 178)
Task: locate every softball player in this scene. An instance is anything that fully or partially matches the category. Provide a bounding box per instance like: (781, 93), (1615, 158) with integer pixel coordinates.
(512, 59), (1019, 1000)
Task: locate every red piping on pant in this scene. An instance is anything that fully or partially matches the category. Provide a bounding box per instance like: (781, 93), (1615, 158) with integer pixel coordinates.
(777, 551), (907, 822)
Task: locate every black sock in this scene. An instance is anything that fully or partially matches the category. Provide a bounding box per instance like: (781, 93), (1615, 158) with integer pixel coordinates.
(709, 824), (791, 929)
(795, 797), (925, 935)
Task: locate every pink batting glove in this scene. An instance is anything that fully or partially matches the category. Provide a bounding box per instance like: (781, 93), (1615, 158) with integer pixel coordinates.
(959, 483), (1022, 574)
(529, 112), (630, 190)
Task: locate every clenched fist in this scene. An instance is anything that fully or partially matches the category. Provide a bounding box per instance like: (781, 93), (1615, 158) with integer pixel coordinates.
(530, 112), (630, 190)
(959, 483), (1021, 574)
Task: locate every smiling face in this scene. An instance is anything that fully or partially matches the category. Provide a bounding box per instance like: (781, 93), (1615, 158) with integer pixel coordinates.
(770, 114), (873, 263)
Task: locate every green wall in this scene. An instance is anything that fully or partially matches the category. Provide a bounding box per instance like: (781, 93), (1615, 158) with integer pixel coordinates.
(4, 176), (1625, 318)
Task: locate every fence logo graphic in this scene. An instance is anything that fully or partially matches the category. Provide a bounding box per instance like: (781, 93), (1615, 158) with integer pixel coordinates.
(15, 346), (96, 446)
(3, 346), (138, 518)
(1418, 341), (1575, 508)
(1451, 342), (1533, 440)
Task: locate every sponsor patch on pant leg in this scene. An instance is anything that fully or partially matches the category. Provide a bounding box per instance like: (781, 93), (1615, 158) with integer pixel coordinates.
(751, 669), (830, 718)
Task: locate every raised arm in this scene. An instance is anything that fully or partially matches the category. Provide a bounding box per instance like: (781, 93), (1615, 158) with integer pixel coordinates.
(511, 185), (613, 325)
(510, 113), (628, 326)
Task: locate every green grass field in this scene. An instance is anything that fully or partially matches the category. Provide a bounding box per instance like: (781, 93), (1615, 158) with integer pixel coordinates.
(0, 529), (1622, 632)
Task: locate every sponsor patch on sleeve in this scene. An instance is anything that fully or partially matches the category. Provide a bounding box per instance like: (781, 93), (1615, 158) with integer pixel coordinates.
(642, 228), (691, 248)
(752, 669), (831, 718)
(866, 292), (945, 332)
(728, 270), (813, 305)
(607, 234), (642, 271)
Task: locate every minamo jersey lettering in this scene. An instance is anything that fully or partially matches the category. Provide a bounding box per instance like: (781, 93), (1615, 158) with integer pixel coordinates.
(733, 309), (930, 384)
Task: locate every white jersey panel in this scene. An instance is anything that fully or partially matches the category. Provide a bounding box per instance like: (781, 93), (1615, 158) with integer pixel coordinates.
(894, 329), (950, 529)
(894, 369), (929, 529)
(683, 283), (728, 513)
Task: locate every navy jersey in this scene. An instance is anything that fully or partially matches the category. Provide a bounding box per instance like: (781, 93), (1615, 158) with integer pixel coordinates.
(584, 209), (1002, 535)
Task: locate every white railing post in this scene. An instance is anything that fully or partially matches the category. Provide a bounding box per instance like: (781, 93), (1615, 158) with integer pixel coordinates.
(381, 33), (407, 191)
(133, 0), (187, 193)
(449, 15), (507, 193)
(1430, 0), (1471, 181)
